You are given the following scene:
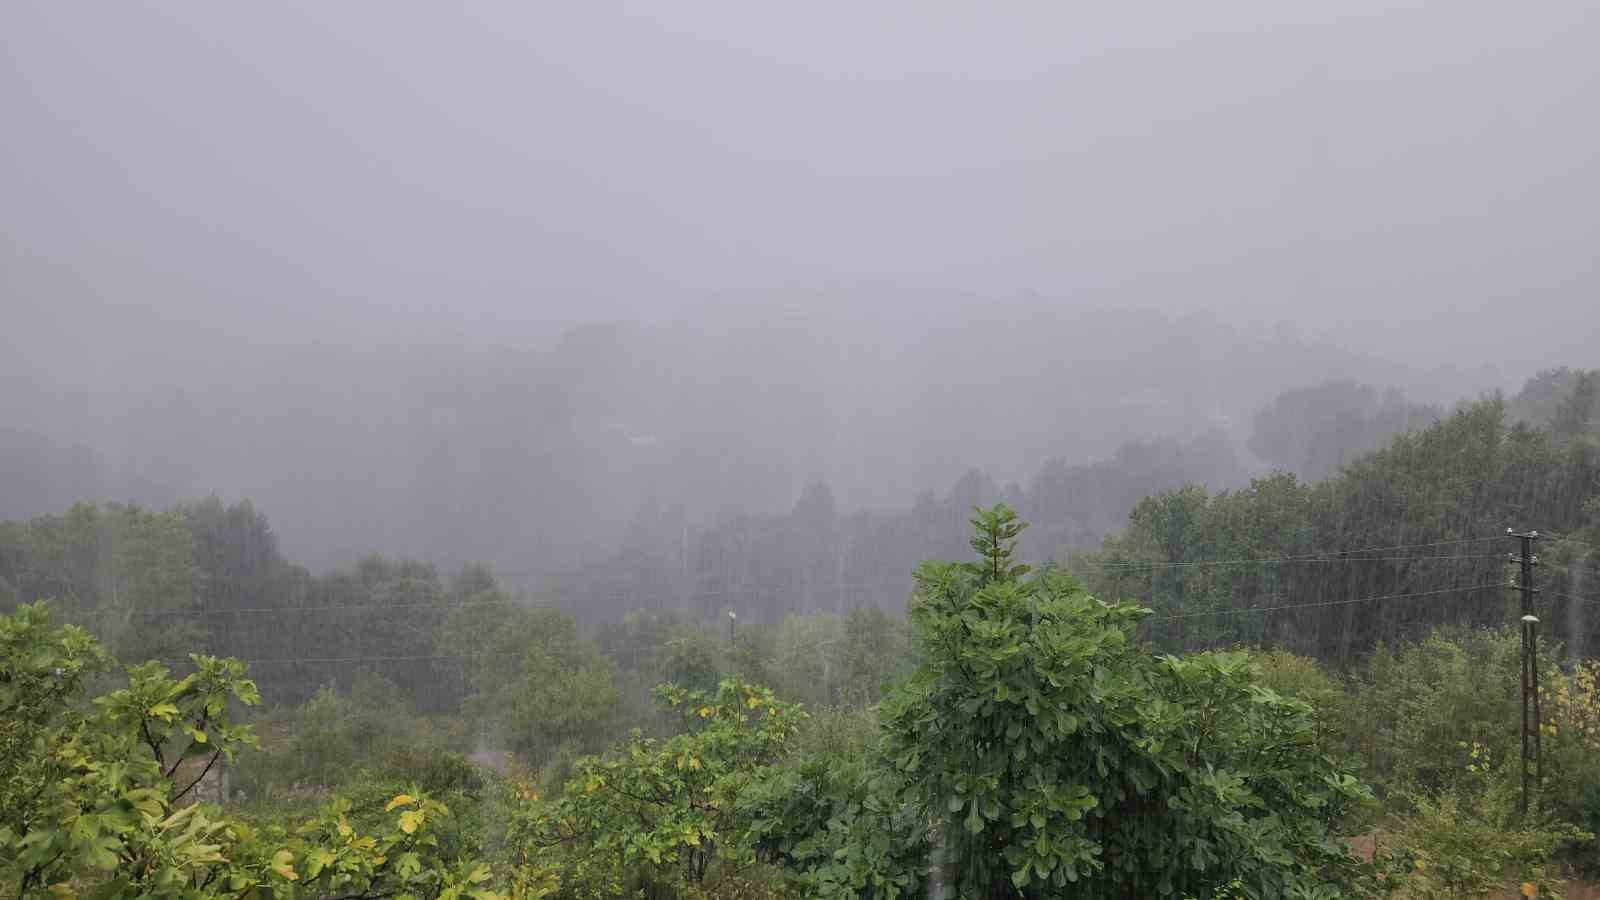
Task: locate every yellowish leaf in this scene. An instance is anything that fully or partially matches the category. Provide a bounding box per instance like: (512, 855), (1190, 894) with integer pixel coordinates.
(386, 793), (417, 811)
(47, 883), (76, 899)
(158, 803), (201, 830)
(272, 849), (298, 881)
(398, 810), (423, 834)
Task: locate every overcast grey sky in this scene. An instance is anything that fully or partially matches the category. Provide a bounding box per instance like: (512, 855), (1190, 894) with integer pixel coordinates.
(4, 0), (1597, 373)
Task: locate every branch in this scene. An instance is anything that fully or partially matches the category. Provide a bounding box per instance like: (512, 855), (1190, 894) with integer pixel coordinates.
(172, 749), (222, 805)
(525, 826), (590, 849)
(604, 782), (675, 807)
(140, 718), (166, 771)
(318, 862), (397, 900)
(19, 849), (66, 900)
(164, 710), (211, 779)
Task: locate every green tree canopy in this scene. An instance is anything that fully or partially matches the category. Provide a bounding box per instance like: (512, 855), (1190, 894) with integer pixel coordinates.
(881, 505), (1371, 899)
(0, 602), (513, 900)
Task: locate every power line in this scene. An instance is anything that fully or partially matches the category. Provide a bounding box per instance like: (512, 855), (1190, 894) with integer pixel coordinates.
(64, 597), (518, 619)
(1146, 584), (1496, 623)
(159, 653), (487, 665)
(1093, 552), (1507, 571)
(676, 582), (912, 599)
(1087, 536), (1503, 570)
(1541, 533), (1600, 554)
(1268, 536), (1501, 556)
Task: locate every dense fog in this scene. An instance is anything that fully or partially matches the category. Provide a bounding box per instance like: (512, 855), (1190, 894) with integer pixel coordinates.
(0, 306), (1506, 575)
(3, 0), (1596, 574)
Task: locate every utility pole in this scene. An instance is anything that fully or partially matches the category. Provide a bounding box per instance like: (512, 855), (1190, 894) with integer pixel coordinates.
(1509, 528), (1541, 816)
(1526, 614), (1543, 786)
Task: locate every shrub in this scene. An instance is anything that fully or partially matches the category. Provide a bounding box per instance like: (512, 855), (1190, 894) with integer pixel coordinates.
(1380, 762), (1587, 899)
(881, 506), (1374, 898)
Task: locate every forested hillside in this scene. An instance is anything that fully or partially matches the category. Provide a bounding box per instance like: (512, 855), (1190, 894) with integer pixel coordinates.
(559, 428), (1247, 627)
(561, 370), (1596, 640)
(1, 310), (1454, 577)
(3, 368), (1598, 898)
(3, 370), (1594, 701)
(1075, 369), (1600, 663)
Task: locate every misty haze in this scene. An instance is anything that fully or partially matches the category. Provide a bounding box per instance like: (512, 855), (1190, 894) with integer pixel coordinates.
(3, 2), (1598, 898)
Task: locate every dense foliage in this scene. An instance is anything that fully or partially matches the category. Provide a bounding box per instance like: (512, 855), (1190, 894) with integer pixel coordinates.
(882, 506), (1370, 898)
(4, 369), (1600, 897)
(1075, 388), (1600, 661)
(511, 679), (805, 898)
(0, 603), (504, 899)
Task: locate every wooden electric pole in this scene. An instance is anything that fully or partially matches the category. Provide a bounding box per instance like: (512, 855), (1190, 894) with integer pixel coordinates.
(1509, 528), (1541, 816)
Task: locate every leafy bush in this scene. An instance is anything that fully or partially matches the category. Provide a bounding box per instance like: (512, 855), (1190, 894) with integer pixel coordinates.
(881, 506), (1374, 898)
(1376, 746), (1588, 899)
(513, 679), (806, 899)
(452, 606), (620, 767)
(741, 707), (926, 899)
(1340, 627), (1600, 890)
(1249, 650), (1349, 744)
(1342, 627), (1543, 800)
(0, 602), (516, 899)
(1532, 658), (1600, 875)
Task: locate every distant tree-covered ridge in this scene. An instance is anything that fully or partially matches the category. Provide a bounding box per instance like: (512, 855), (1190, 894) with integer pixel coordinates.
(2, 369), (1594, 697)
(1073, 375), (1600, 662)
